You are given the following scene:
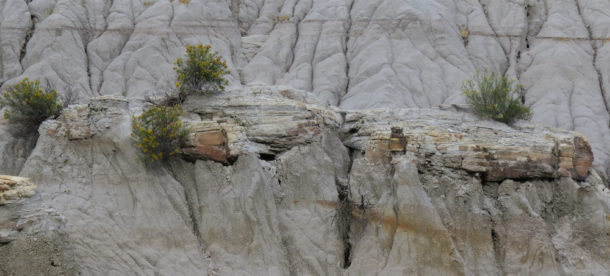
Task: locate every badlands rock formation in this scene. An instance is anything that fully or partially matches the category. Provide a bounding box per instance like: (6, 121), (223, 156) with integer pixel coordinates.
(0, 0), (608, 175)
(0, 88), (608, 275)
(0, 0), (609, 275)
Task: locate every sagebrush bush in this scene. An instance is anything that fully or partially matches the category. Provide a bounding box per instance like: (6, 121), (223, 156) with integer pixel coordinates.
(174, 44), (230, 96)
(0, 78), (61, 132)
(131, 105), (190, 163)
(463, 70), (531, 124)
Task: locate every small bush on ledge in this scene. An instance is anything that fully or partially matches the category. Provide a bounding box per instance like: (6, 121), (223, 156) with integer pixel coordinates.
(462, 70), (531, 124)
(0, 78), (61, 133)
(174, 44), (230, 99)
(131, 105), (190, 163)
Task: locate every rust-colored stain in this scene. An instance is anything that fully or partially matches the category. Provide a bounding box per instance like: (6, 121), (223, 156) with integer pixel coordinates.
(314, 200), (489, 244)
(197, 131), (225, 145)
(286, 121), (321, 137)
(572, 136), (593, 180)
(280, 89), (294, 98)
(184, 129), (230, 163)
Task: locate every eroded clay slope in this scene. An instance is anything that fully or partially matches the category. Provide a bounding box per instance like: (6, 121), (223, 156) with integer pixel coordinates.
(0, 0), (608, 175)
(1, 88), (608, 275)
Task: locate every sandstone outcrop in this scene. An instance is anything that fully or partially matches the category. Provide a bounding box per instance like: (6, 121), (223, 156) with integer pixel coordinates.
(0, 0), (608, 176)
(0, 175), (36, 206)
(0, 89), (604, 274)
(180, 87), (594, 182)
(342, 107), (595, 181)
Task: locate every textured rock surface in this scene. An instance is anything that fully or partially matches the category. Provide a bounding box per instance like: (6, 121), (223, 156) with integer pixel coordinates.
(0, 96), (212, 275)
(0, 0), (608, 175)
(0, 119), (38, 175)
(342, 107), (595, 181)
(0, 0), (610, 274)
(0, 175), (36, 206)
(181, 85), (342, 159)
(0, 204), (78, 276)
(1, 90), (607, 275)
(182, 87), (594, 182)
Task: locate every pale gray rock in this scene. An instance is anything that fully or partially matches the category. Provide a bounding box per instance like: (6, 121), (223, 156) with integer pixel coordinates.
(0, 0), (30, 83)
(0, 202), (79, 276)
(0, 0), (609, 174)
(273, 134), (349, 276)
(0, 121), (37, 175)
(518, 0), (610, 178)
(346, 146), (608, 275)
(171, 156), (290, 276)
(15, 0), (94, 101)
(10, 97), (211, 275)
(346, 155), (466, 275)
(0, 0), (610, 274)
(0, 91), (608, 275)
(241, 34), (268, 62)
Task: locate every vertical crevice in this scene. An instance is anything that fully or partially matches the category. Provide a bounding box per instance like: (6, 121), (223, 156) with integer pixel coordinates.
(230, 0), (240, 20)
(166, 163), (206, 256)
(488, 222), (514, 275)
(517, 1), (546, 80)
(339, 0), (355, 105)
(380, 163), (399, 270)
(19, 15), (36, 64)
(482, 182), (504, 274)
(336, 188), (352, 269)
(476, 0), (509, 68)
(182, 180), (204, 248)
(575, 0), (609, 115)
(335, 142), (356, 269)
(490, 228), (500, 265)
(286, 16), (300, 75)
(309, 23), (323, 93)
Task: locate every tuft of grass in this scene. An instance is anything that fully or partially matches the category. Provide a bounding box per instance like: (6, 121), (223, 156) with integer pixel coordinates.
(174, 44), (230, 99)
(462, 70), (532, 124)
(0, 78), (61, 133)
(131, 105), (190, 163)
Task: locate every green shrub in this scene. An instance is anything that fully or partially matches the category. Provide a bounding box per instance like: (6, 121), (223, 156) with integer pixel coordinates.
(174, 44), (230, 96)
(462, 70), (531, 124)
(131, 105), (190, 163)
(0, 78), (61, 132)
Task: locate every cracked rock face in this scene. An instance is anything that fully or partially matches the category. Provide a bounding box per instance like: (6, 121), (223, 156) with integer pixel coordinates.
(0, 0), (610, 275)
(0, 0), (608, 176)
(0, 90), (608, 275)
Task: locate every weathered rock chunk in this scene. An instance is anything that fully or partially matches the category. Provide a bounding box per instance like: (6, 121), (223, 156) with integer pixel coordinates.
(60, 105), (91, 140)
(342, 109), (594, 181)
(181, 86), (342, 160)
(183, 121), (230, 163)
(0, 175), (36, 205)
(180, 88), (595, 181)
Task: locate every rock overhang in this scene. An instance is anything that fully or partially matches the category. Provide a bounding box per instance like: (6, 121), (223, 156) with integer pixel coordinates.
(42, 86), (597, 182)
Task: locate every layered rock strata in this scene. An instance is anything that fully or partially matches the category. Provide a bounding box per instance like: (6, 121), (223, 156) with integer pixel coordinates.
(0, 0), (608, 176)
(182, 87), (595, 182)
(0, 175), (36, 206)
(1, 88), (607, 275)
